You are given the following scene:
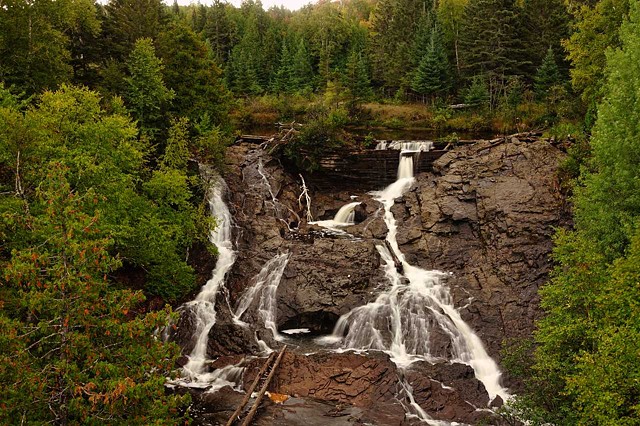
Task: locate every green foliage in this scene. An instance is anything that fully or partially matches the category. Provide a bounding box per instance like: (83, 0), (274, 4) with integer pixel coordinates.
(124, 38), (175, 138)
(162, 117), (190, 171)
(0, 85), (205, 303)
(157, 20), (230, 126)
(534, 47), (562, 100)
(530, 3), (640, 423)
(459, 0), (529, 79)
(412, 21), (451, 101)
(344, 48), (372, 103)
(563, 0), (629, 105)
(464, 75), (489, 107)
(102, 0), (168, 61)
(283, 106), (352, 171)
(0, 0), (99, 94)
(0, 165), (189, 424)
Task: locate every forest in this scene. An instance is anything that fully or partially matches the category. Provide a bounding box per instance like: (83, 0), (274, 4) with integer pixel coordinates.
(0, 0), (638, 424)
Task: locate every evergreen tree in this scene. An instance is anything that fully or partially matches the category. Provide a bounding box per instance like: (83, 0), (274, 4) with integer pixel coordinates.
(225, 12), (264, 95)
(531, 3), (640, 423)
(0, 0), (98, 94)
(124, 38), (174, 137)
(534, 47), (561, 100)
(291, 39), (314, 93)
(157, 21), (230, 125)
(162, 117), (190, 171)
(272, 40), (293, 94)
(522, 0), (570, 74)
(412, 22), (451, 101)
(202, 0), (237, 65)
(464, 75), (489, 106)
(344, 48), (372, 102)
(459, 0), (529, 79)
(101, 0), (168, 61)
(370, 0), (428, 94)
(0, 165), (189, 424)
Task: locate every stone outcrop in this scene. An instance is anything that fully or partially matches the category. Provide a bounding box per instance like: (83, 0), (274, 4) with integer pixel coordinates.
(175, 135), (568, 424)
(391, 139), (569, 385)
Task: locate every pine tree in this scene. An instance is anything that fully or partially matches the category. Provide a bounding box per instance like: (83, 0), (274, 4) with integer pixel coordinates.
(522, 0), (570, 75)
(370, 0), (429, 93)
(412, 22), (451, 101)
(162, 117), (190, 171)
(202, 0), (237, 65)
(124, 38), (174, 137)
(291, 39), (314, 93)
(157, 21), (230, 125)
(272, 40), (293, 94)
(102, 0), (168, 61)
(534, 47), (561, 99)
(344, 48), (372, 102)
(459, 0), (529, 79)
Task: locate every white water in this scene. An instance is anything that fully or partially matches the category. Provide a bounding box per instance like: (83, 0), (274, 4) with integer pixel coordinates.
(179, 175), (237, 385)
(376, 140), (434, 152)
(310, 201), (361, 230)
(321, 147), (510, 404)
(233, 253), (291, 345)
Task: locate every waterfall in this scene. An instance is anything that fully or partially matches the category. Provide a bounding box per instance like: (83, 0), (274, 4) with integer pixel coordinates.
(310, 201), (361, 231)
(322, 146), (510, 403)
(233, 253), (291, 346)
(179, 175), (237, 385)
(332, 201), (361, 224)
(398, 154), (415, 180)
(376, 140), (434, 152)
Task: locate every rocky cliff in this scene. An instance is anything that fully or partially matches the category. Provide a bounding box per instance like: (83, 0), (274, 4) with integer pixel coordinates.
(171, 136), (569, 425)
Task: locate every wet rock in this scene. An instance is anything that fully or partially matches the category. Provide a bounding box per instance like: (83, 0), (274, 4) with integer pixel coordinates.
(244, 351), (401, 409)
(353, 203), (368, 223)
(405, 362), (501, 424)
(395, 139), (569, 378)
(189, 385), (244, 425)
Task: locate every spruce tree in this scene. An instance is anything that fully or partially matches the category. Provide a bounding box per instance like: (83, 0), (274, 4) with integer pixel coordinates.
(412, 23), (451, 101)
(124, 38), (174, 137)
(272, 40), (293, 94)
(157, 21), (230, 125)
(291, 39), (314, 93)
(534, 47), (561, 99)
(459, 0), (529, 79)
(344, 48), (372, 103)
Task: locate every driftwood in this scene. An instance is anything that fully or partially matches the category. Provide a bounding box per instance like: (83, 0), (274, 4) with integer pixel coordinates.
(239, 345), (287, 426)
(225, 352), (276, 426)
(384, 240), (404, 274)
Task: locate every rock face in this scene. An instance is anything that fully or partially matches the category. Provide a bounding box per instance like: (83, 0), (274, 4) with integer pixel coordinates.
(175, 136), (568, 424)
(223, 143), (387, 336)
(392, 139), (569, 385)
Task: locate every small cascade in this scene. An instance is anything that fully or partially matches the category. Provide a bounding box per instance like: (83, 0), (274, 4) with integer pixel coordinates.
(233, 253), (291, 345)
(397, 154), (415, 180)
(321, 146), (510, 404)
(179, 174), (237, 386)
(310, 201), (361, 230)
(376, 140), (434, 152)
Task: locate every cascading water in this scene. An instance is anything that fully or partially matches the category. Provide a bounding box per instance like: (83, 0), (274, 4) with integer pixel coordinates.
(376, 140), (434, 152)
(178, 175), (237, 387)
(321, 143), (510, 405)
(233, 253), (291, 348)
(310, 201), (361, 231)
